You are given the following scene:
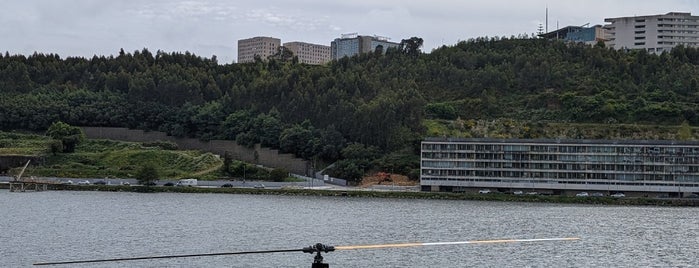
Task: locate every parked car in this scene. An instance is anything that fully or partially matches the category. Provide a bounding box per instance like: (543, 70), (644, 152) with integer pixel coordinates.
(77, 180), (90, 185)
(254, 184), (266, 189)
(93, 180), (107, 185)
(121, 182), (131, 186)
(176, 179), (198, 187)
(526, 192), (539, 195)
(686, 193), (699, 198)
(611, 193), (626, 198)
(512, 190), (524, 195)
(478, 189), (491, 194)
(163, 182), (175, 187)
(575, 192), (589, 197)
(221, 183), (233, 188)
(591, 192), (605, 197)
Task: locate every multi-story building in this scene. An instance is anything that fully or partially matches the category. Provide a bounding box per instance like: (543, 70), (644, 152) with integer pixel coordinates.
(604, 12), (699, 53)
(421, 138), (699, 196)
(331, 33), (400, 60)
(539, 25), (606, 45)
(283, 41), (331, 65)
(237, 36), (281, 63)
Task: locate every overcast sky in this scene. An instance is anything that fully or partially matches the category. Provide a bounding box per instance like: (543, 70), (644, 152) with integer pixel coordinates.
(1, 0), (696, 64)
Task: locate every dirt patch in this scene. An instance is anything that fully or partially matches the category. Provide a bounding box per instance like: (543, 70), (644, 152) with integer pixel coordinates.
(360, 172), (418, 187)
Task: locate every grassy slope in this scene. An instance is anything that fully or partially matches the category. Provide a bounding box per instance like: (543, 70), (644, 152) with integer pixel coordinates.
(1, 132), (222, 179)
(0, 132), (51, 155)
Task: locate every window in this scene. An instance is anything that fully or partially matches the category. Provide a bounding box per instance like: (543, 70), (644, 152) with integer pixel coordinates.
(635, 36), (646, 40)
(635, 30), (646, 34)
(635, 25), (646, 29)
(634, 42), (646, 46)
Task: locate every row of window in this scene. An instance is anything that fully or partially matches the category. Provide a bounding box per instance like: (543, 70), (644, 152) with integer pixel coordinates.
(422, 152), (699, 163)
(422, 169), (699, 181)
(657, 30), (699, 34)
(634, 18), (699, 23)
(422, 143), (699, 154)
(657, 18), (699, 23)
(421, 177), (699, 187)
(423, 160), (698, 172)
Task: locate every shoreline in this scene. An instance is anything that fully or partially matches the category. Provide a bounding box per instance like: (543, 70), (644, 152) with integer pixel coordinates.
(3, 183), (698, 206)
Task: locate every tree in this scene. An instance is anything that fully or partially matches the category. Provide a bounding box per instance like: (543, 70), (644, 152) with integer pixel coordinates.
(399, 37), (424, 57)
(327, 160), (364, 182)
(46, 121), (85, 153)
(269, 46), (294, 62)
(48, 139), (63, 155)
(678, 121), (692, 140)
(269, 168), (288, 182)
(222, 151), (233, 176)
(136, 164), (159, 185)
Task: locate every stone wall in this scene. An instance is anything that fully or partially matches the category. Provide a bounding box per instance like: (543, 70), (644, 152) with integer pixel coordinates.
(81, 127), (310, 175)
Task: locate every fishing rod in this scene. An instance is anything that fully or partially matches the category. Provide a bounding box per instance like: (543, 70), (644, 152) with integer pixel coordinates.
(34, 237), (580, 267)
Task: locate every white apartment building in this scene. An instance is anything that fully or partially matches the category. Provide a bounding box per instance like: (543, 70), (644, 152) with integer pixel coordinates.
(237, 36), (281, 63)
(421, 138), (699, 196)
(283, 42), (331, 65)
(604, 12), (699, 53)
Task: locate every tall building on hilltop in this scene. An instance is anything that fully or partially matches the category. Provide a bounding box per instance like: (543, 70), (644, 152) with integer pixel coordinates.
(604, 12), (699, 53)
(538, 24), (606, 45)
(283, 41), (331, 65)
(237, 36), (281, 63)
(331, 33), (400, 60)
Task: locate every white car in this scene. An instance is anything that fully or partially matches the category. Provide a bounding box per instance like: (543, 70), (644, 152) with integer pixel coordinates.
(575, 192), (589, 197)
(513, 190), (524, 195)
(478, 189), (491, 194)
(611, 193), (626, 198)
(77, 180), (90, 185)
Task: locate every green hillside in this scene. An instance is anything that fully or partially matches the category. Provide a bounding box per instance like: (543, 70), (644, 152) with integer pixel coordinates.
(1, 132), (222, 179)
(1, 37), (698, 181)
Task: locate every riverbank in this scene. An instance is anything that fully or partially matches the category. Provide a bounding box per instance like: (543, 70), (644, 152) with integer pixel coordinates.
(3, 183), (698, 206)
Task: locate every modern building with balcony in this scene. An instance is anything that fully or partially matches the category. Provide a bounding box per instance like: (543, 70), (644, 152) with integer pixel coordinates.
(538, 24), (606, 45)
(237, 36), (281, 63)
(331, 33), (400, 60)
(283, 41), (331, 65)
(421, 138), (699, 196)
(604, 12), (699, 53)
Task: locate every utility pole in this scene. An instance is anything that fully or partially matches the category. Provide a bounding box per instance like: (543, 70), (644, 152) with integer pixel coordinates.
(545, 7), (549, 33)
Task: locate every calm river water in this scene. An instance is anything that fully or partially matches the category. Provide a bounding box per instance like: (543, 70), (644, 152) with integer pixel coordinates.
(1, 190), (697, 267)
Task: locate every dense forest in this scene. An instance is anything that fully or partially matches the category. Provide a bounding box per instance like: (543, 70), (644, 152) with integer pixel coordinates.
(1, 37), (699, 181)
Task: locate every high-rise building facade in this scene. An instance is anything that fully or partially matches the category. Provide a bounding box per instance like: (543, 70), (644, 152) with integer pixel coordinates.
(421, 138), (699, 196)
(604, 12), (699, 53)
(237, 36), (281, 63)
(539, 25), (606, 45)
(283, 41), (331, 65)
(331, 34), (400, 60)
